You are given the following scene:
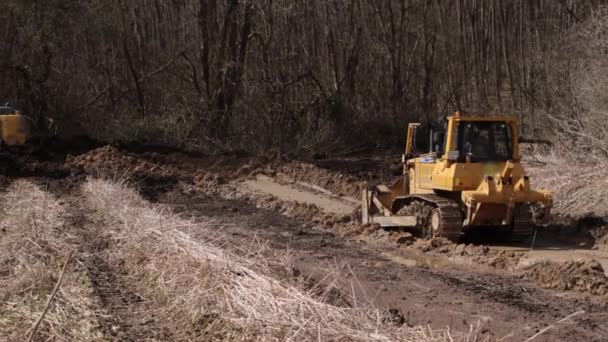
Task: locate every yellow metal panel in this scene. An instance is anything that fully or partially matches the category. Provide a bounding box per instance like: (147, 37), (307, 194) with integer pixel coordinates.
(0, 115), (31, 146)
(453, 116), (517, 123)
(373, 216), (417, 227)
(417, 162), (434, 189)
(443, 117), (458, 157)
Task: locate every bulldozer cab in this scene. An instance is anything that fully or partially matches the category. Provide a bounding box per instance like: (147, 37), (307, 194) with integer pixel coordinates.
(0, 105), (18, 115)
(404, 121), (446, 158)
(448, 115), (519, 163)
(405, 113), (519, 164)
(456, 121), (513, 162)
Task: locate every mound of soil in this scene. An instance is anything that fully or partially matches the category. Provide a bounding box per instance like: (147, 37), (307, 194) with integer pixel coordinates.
(277, 161), (364, 198)
(66, 146), (186, 200)
(310, 156), (400, 185)
(410, 239), (492, 258)
(486, 250), (524, 270)
(411, 237), (454, 253)
(396, 201), (432, 217)
(525, 260), (608, 296)
(67, 146), (182, 179)
(407, 238), (527, 270)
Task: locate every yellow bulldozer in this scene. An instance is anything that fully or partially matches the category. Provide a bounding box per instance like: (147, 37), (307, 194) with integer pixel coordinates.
(0, 104), (35, 174)
(0, 105), (31, 147)
(362, 112), (552, 242)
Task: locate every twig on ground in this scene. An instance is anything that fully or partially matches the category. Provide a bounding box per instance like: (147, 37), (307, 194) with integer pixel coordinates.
(26, 250), (74, 342)
(524, 310), (585, 342)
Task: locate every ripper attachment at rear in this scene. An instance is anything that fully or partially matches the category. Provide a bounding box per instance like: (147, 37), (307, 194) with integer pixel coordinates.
(362, 112), (552, 242)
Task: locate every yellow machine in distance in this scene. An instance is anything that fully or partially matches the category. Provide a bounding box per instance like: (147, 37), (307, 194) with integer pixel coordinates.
(0, 105), (31, 146)
(362, 112), (552, 241)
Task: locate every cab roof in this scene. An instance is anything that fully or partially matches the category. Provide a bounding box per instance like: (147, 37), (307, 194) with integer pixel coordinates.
(0, 106), (18, 115)
(449, 113), (517, 123)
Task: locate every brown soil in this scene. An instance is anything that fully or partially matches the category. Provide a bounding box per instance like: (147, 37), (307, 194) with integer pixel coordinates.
(241, 175), (355, 215)
(396, 200), (433, 217)
(526, 260), (608, 296)
(66, 145), (183, 180)
(309, 155), (401, 186)
(67, 146), (608, 279)
(15, 144), (608, 340)
(277, 160), (365, 198)
(157, 187), (608, 341)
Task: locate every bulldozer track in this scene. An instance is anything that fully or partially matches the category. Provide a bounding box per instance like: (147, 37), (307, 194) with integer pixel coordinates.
(512, 203), (536, 240)
(402, 194), (463, 242)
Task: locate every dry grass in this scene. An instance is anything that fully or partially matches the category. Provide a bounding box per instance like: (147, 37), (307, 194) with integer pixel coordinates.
(81, 178), (475, 341)
(524, 148), (608, 217)
(0, 180), (102, 341)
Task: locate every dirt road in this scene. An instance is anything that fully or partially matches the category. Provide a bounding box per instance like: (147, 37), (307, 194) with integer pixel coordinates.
(8, 145), (608, 341)
(156, 187), (608, 341)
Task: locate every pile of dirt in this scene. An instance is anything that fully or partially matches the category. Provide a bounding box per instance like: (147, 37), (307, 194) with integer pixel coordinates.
(409, 238), (491, 257)
(66, 146), (187, 200)
(395, 201), (431, 230)
(66, 145), (183, 179)
(407, 239), (526, 270)
(525, 259), (608, 296)
(486, 250), (524, 269)
(67, 147), (359, 233)
(411, 237), (455, 253)
(277, 161), (364, 198)
(396, 201), (432, 217)
(182, 181), (358, 233)
(310, 156), (401, 185)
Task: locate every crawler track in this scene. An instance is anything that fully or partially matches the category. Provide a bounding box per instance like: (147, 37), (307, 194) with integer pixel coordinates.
(37, 179), (168, 342)
(412, 194), (463, 241)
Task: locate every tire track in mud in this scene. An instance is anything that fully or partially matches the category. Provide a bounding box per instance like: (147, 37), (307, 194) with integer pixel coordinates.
(21, 146), (608, 340)
(157, 186), (608, 342)
(70, 209), (152, 341)
(34, 177), (166, 342)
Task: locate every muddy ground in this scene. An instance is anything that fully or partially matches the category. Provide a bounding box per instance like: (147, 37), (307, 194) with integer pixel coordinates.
(6, 144), (608, 341)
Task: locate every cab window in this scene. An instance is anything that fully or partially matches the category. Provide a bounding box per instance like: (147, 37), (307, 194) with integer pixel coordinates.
(457, 121), (512, 162)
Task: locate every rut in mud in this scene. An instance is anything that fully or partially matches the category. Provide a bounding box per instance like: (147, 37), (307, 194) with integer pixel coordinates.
(25, 173), (168, 342)
(5, 144), (608, 341)
(66, 199), (162, 341)
(156, 186), (608, 341)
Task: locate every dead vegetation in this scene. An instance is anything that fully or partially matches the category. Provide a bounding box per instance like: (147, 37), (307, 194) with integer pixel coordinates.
(524, 149), (608, 248)
(0, 173), (476, 341)
(525, 150), (608, 217)
(81, 178), (471, 341)
(0, 180), (101, 341)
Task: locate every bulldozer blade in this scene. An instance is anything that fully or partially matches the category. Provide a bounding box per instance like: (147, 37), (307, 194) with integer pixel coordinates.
(371, 216), (418, 228)
(362, 187), (370, 224)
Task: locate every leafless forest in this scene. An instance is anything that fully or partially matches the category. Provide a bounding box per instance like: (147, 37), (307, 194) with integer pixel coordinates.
(5, 3), (608, 341)
(1, 1), (607, 155)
